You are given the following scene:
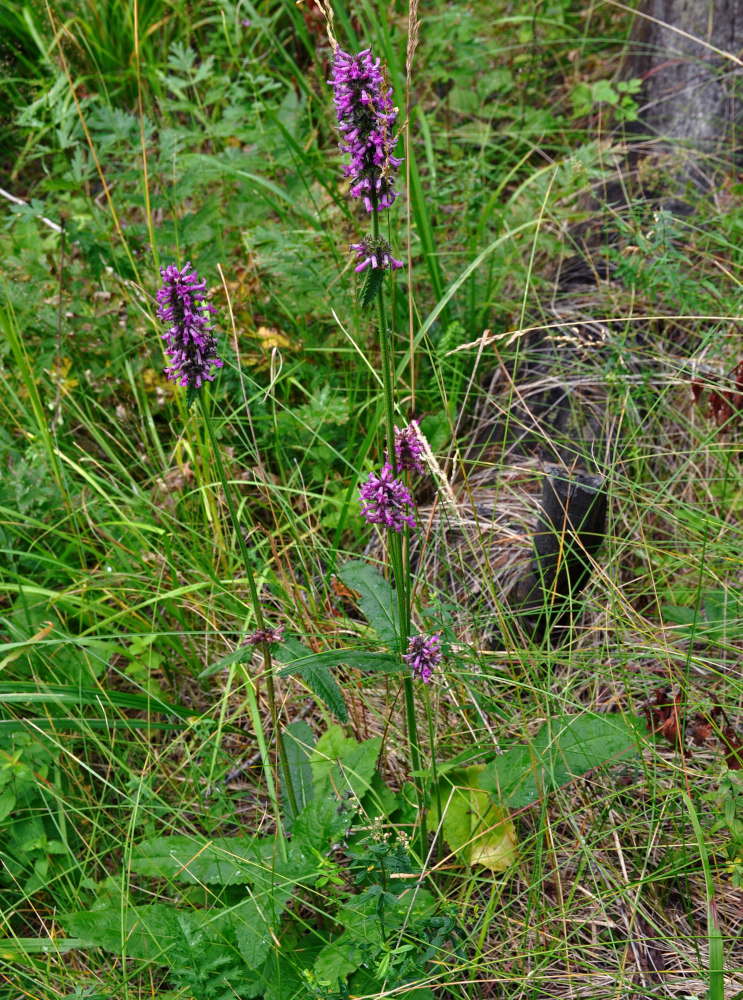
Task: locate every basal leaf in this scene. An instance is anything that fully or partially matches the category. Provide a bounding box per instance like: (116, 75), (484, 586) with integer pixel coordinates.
(313, 906), (384, 985)
(62, 904), (183, 962)
(132, 835), (278, 885)
(291, 796), (350, 855)
(337, 560), (400, 647)
(428, 765), (517, 871)
(229, 891), (292, 969)
(479, 712), (643, 809)
(310, 725), (381, 800)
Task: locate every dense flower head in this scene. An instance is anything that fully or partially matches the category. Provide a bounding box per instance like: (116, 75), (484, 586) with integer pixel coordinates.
(359, 463), (416, 532)
(394, 420), (425, 475)
(157, 262), (223, 390)
(350, 234), (403, 273)
(331, 47), (402, 213)
(404, 633), (442, 683)
(243, 624), (285, 646)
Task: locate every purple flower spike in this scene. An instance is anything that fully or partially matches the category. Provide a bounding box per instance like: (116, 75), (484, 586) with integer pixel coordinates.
(404, 634), (442, 683)
(350, 234), (403, 273)
(394, 420), (425, 476)
(359, 463), (416, 532)
(331, 47), (402, 213)
(157, 262), (223, 391)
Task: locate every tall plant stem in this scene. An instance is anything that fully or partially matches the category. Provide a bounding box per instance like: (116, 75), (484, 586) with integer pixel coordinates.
(199, 396), (299, 821)
(370, 204), (428, 856)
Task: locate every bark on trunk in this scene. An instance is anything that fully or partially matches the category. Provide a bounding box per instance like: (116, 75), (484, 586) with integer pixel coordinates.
(627, 0), (743, 153)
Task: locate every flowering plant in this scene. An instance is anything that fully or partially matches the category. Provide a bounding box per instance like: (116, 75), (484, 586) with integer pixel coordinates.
(404, 634), (443, 684)
(331, 47), (401, 214)
(157, 262), (222, 402)
(359, 464), (416, 532)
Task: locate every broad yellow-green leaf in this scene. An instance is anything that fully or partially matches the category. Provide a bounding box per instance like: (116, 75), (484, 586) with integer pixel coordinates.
(428, 765), (517, 872)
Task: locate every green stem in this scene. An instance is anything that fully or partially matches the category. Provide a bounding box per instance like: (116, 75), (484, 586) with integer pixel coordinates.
(199, 395), (299, 822)
(369, 202), (427, 857)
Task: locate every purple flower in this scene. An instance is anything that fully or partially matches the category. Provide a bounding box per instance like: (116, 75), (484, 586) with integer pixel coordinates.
(350, 234), (403, 273)
(359, 463), (416, 532)
(243, 624), (285, 646)
(403, 634), (442, 683)
(331, 47), (402, 213)
(394, 421), (425, 475)
(157, 262), (223, 391)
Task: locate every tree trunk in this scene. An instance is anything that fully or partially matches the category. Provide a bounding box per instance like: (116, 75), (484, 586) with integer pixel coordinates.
(627, 0), (743, 153)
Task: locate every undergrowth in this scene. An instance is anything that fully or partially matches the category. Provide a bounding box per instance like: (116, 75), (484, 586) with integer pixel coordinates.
(1, 1), (743, 998)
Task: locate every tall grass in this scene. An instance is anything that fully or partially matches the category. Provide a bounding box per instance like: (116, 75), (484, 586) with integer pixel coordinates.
(2, 0), (743, 997)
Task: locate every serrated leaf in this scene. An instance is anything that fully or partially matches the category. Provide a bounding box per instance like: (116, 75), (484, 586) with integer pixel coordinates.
(132, 835), (278, 885)
(310, 725), (381, 800)
(274, 637), (348, 722)
(276, 645), (400, 677)
(358, 265), (385, 308)
(186, 384), (199, 409)
(62, 904), (183, 961)
(292, 796), (349, 854)
(338, 560), (400, 647)
(314, 908), (384, 985)
(230, 891), (292, 969)
(478, 712), (643, 809)
(428, 765), (517, 871)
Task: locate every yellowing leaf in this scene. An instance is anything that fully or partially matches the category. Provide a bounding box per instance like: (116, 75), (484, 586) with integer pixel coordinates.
(428, 764), (517, 872)
(256, 325), (291, 350)
(46, 356), (78, 396)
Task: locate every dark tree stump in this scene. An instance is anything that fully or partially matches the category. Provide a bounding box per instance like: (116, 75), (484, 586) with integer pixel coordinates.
(511, 468), (607, 645)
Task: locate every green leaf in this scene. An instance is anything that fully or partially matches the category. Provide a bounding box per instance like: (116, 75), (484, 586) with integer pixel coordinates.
(263, 942), (327, 1000)
(274, 637), (348, 722)
(276, 645), (400, 678)
(185, 384), (199, 409)
(358, 265), (385, 308)
(310, 725), (382, 800)
(229, 892), (292, 969)
(478, 713), (643, 809)
(662, 605), (697, 627)
(198, 643), (255, 679)
(361, 770), (399, 820)
(292, 796), (350, 855)
(0, 718), (190, 735)
(62, 904), (183, 962)
(132, 835), (279, 885)
(662, 589), (743, 643)
(337, 560), (400, 647)
(428, 765), (517, 871)
(0, 787), (16, 824)
(314, 906), (384, 985)
(282, 720), (315, 822)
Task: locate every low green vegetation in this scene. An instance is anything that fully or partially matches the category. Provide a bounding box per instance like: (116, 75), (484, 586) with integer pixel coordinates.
(2, 1), (743, 997)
